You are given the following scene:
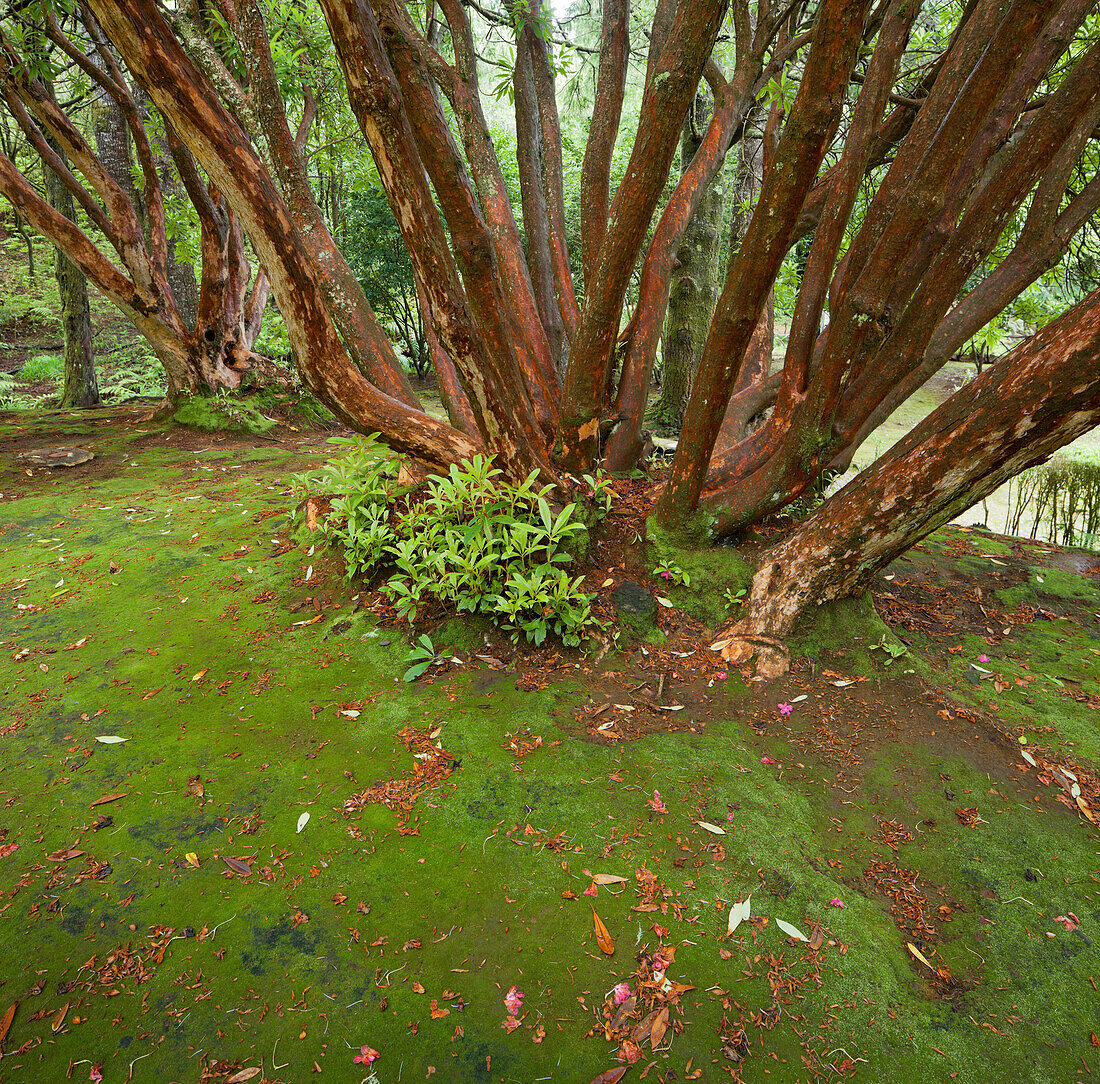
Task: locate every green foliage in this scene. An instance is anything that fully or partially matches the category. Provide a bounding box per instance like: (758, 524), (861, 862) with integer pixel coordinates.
(302, 437), (599, 647)
(402, 634), (447, 682)
(1004, 453), (1100, 550)
(343, 187), (428, 377)
(869, 633), (908, 664)
(653, 561), (690, 587)
(17, 353), (64, 381)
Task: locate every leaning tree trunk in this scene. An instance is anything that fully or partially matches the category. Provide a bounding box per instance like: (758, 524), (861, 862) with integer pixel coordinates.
(654, 92), (727, 428)
(714, 287), (1100, 678)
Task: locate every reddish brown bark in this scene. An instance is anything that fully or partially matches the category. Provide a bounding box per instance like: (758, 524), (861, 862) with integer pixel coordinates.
(223, 0), (420, 407)
(556, 0), (730, 471)
(716, 288), (1100, 677)
(579, 0), (628, 292)
(700, 0), (1098, 535)
(85, 0), (482, 470)
(321, 0), (554, 481)
(654, 0), (870, 525)
(0, 18), (270, 396)
(513, 16), (565, 370)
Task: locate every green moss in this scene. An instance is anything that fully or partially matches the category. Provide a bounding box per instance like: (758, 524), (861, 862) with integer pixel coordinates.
(173, 391), (276, 435)
(644, 534), (752, 627)
(2, 423), (1099, 1082)
(789, 592), (895, 675)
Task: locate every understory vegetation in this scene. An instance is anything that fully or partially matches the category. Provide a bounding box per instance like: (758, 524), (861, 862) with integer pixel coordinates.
(299, 437), (612, 646)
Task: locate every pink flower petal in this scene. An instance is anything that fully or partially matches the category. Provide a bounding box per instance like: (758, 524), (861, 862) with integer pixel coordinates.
(978, 655), (990, 663)
(612, 981), (631, 1005)
(778, 702), (793, 716)
(829, 897), (845, 908)
(583, 881), (598, 897)
(761, 755), (776, 765)
(504, 985), (525, 1015)
(353, 1045), (380, 1065)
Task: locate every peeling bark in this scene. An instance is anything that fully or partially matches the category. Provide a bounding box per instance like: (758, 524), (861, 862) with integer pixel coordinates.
(719, 288), (1100, 676)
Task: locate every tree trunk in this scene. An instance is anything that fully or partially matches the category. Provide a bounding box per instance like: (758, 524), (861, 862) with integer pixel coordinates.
(655, 93), (733, 428)
(715, 288), (1100, 678)
(43, 145), (99, 408)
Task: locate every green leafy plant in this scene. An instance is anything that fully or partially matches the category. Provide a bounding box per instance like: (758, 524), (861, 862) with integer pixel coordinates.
(654, 562), (690, 587)
(298, 440), (599, 647)
(402, 634), (448, 682)
(869, 634), (908, 664)
(723, 586), (747, 609)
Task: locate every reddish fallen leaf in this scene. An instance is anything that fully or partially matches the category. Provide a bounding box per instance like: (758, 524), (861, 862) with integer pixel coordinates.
(141, 685), (164, 700)
(90, 793), (125, 808)
(0, 843), (19, 859)
(0, 1002), (15, 1046)
(187, 775), (205, 798)
(412, 981), (426, 994)
(221, 856), (252, 877)
(650, 1006), (669, 1048)
(430, 999), (449, 1019)
(589, 1069), (628, 1084)
(225, 1068), (262, 1083)
(46, 847), (84, 862)
(592, 909), (615, 955)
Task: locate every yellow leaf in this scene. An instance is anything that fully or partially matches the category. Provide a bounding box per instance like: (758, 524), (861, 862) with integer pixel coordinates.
(907, 942), (933, 969)
(191, 669), (207, 682)
(51, 1002), (69, 1033)
(592, 909), (615, 955)
(185, 853), (200, 868)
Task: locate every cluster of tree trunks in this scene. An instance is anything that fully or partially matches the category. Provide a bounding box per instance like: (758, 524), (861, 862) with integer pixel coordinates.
(2, 0), (1098, 658)
(0, 8), (272, 398)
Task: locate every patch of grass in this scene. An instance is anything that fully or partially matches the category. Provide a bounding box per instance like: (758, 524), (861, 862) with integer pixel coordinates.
(17, 352), (65, 381)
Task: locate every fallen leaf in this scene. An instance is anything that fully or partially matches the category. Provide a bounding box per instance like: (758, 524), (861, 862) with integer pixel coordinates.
(94, 735), (128, 744)
(727, 896), (751, 936)
(775, 918), (809, 942)
(191, 669), (207, 682)
(655, 597), (674, 608)
(51, 1003), (68, 1033)
(185, 853), (200, 868)
(46, 847), (84, 862)
(650, 1005), (670, 1048)
(0, 1002), (15, 1046)
(592, 909), (615, 955)
(589, 1067), (629, 1084)
(297, 812), (310, 834)
(90, 793), (125, 808)
(907, 942), (933, 969)
(695, 821), (726, 835)
(225, 1069), (262, 1083)
(187, 775), (205, 798)
(222, 856), (252, 877)
(592, 874), (628, 885)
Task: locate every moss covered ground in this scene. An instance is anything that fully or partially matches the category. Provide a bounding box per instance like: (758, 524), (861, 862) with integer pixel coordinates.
(1, 409), (1099, 1084)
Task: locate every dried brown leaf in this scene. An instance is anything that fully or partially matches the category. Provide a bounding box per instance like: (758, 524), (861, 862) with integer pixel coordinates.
(592, 909), (615, 955)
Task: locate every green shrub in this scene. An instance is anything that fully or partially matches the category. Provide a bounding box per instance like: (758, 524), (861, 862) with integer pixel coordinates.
(17, 353), (64, 381)
(300, 436), (600, 647)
